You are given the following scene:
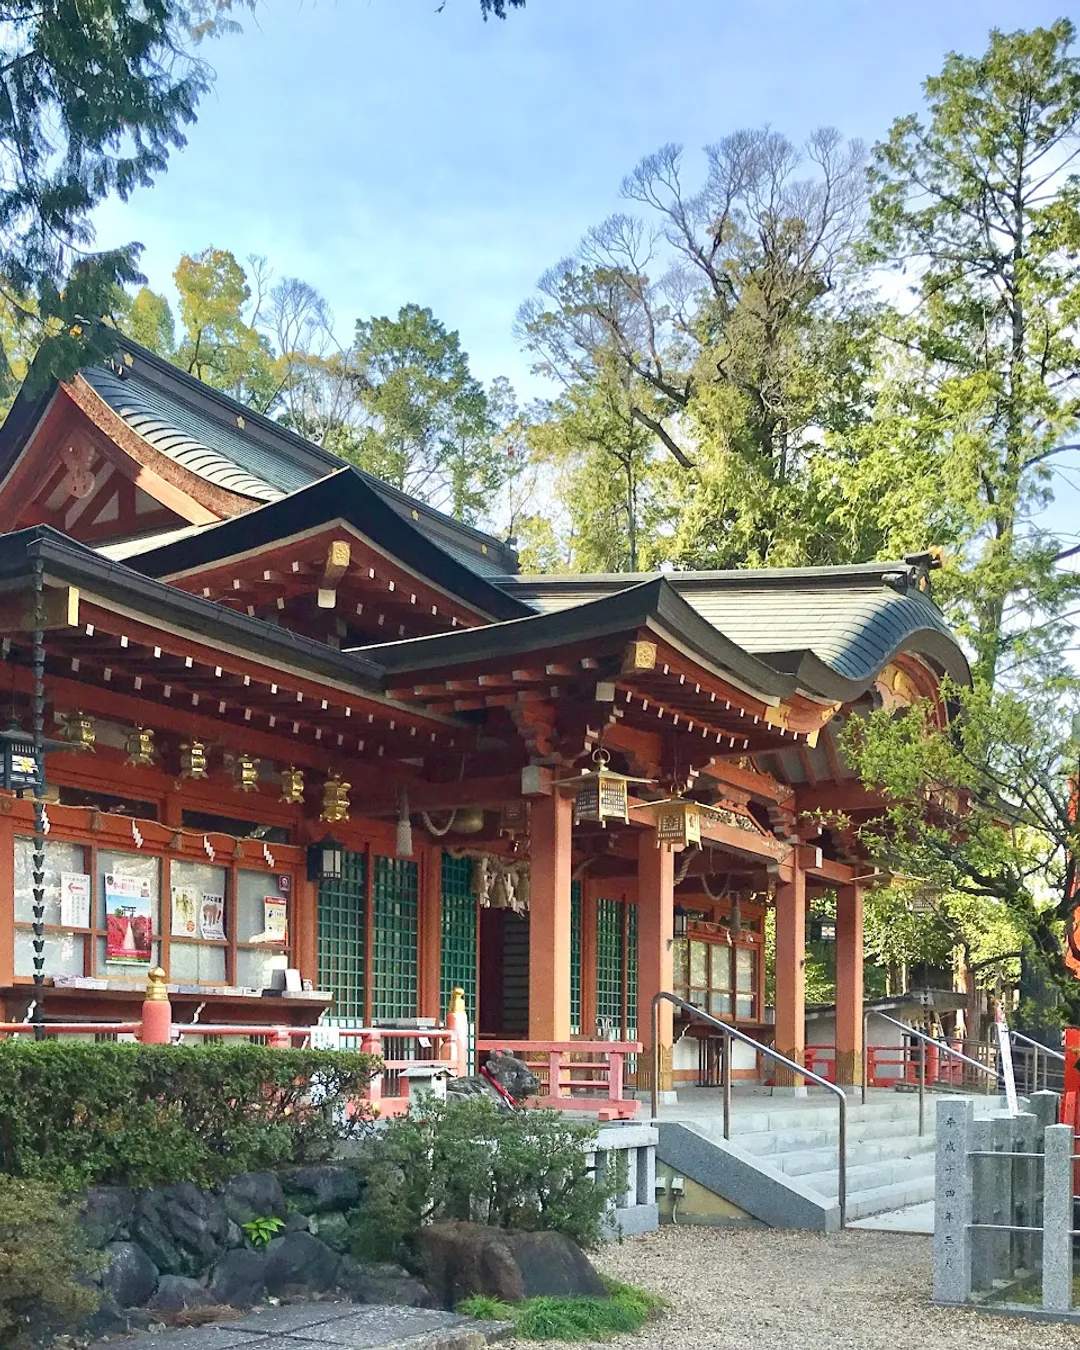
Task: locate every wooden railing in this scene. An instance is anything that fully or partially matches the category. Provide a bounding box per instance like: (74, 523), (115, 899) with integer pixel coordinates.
(476, 1038), (641, 1119)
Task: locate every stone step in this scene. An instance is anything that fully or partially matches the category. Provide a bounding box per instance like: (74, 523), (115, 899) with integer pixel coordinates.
(676, 1097), (926, 1136)
(771, 1132), (936, 1178)
(732, 1116), (936, 1156)
(801, 1152), (935, 1196)
(841, 1174), (938, 1222)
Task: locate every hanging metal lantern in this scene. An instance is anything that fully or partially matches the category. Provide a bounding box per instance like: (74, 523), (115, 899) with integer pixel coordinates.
(232, 752), (260, 792)
(179, 740), (208, 780)
(499, 799), (529, 837)
(125, 726), (155, 767)
(555, 750), (652, 828)
(321, 772), (351, 823)
(0, 725), (66, 796)
(56, 711), (96, 752)
(633, 797), (703, 850)
(280, 765), (305, 804)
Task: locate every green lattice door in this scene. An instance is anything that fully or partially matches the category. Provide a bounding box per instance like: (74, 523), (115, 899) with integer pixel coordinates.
(372, 856), (419, 1020)
(596, 897), (639, 1040)
(570, 883), (582, 1035)
(317, 850), (367, 1025)
(440, 853), (477, 1069)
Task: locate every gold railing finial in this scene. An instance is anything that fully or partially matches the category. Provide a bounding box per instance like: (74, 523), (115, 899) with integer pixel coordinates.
(146, 967), (168, 1002)
(449, 987), (466, 1015)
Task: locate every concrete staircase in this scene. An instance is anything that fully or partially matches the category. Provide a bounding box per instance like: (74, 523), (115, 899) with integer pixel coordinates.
(656, 1092), (939, 1230)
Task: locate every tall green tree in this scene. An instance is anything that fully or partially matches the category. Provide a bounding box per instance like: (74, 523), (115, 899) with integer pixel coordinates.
(866, 19), (1080, 685)
(0, 1), (252, 400)
(519, 127), (900, 569)
(349, 304), (516, 525)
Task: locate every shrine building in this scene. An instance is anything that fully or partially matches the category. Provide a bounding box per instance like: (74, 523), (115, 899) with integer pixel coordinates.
(0, 338), (969, 1092)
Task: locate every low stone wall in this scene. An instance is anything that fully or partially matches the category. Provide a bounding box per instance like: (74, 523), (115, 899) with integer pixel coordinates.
(82, 1164), (428, 1337)
(591, 1121), (659, 1237)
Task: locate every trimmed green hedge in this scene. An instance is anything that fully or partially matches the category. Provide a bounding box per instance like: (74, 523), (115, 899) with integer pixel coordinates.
(0, 1042), (378, 1190)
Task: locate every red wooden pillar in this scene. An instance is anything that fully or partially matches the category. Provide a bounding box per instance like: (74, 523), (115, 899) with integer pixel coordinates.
(774, 860), (806, 1087)
(835, 882), (864, 1085)
(528, 793), (573, 1041)
(636, 830), (674, 1094)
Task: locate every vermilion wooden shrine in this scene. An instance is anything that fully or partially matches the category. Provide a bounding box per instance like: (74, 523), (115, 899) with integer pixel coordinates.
(0, 340), (969, 1091)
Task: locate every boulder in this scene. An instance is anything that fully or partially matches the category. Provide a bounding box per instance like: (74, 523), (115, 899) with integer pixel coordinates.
(208, 1248), (267, 1308)
(133, 1184), (231, 1277)
(309, 1210), (350, 1252)
(417, 1223), (607, 1309)
(336, 1256), (432, 1307)
(148, 1275), (217, 1313)
(83, 1294), (130, 1340)
(278, 1164), (360, 1214)
(283, 1211), (311, 1233)
(221, 1171), (288, 1227)
(81, 1186), (135, 1248)
(263, 1231), (341, 1297)
(102, 1241), (159, 1308)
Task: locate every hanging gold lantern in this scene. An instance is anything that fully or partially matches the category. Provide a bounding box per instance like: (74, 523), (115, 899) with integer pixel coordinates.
(321, 772), (351, 823)
(125, 726), (155, 766)
(179, 740), (208, 780)
(555, 750), (652, 828)
(232, 753), (260, 792)
(56, 711), (96, 752)
(280, 765), (305, 804)
(633, 797), (702, 850)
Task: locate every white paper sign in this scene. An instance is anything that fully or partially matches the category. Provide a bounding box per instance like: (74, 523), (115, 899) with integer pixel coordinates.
(995, 1005), (1019, 1115)
(60, 873), (91, 929)
(199, 894), (226, 942)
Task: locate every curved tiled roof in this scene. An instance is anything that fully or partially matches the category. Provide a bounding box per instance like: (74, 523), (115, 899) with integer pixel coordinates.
(82, 366), (313, 502)
(498, 563), (968, 690)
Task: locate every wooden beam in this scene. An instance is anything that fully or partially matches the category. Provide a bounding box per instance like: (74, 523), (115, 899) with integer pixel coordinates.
(352, 765), (553, 817)
(0, 585), (80, 632)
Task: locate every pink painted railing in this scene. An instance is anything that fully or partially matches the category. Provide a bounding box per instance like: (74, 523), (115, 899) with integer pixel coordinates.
(332, 1027), (459, 1117)
(477, 1039), (642, 1119)
(804, 1043), (836, 1082)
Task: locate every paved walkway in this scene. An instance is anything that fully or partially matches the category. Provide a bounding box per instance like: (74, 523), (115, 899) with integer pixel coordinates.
(852, 1200), (936, 1234)
(503, 1225), (1075, 1350)
(109, 1303), (510, 1350)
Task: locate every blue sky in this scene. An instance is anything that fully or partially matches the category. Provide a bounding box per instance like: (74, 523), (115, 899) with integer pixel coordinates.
(92, 0), (1078, 540)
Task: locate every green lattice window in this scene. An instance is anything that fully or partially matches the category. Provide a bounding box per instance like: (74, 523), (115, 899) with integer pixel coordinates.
(372, 856), (418, 1020)
(440, 853), (477, 1024)
(317, 850), (367, 1024)
(570, 883), (582, 1036)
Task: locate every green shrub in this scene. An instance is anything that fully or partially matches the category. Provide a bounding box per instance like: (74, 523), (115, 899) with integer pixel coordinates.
(459, 1279), (667, 1341)
(0, 1042), (379, 1189)
(351, 1097), (622, 1264)
(0, 1177), (100, 1349)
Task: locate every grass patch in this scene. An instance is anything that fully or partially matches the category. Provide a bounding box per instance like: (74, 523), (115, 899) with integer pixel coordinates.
(459, 1278), (667, 1341)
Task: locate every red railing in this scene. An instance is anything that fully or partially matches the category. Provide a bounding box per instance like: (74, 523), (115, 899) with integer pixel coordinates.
(333, 1027), (458, 1117)
(477, 1038), (641, 1119)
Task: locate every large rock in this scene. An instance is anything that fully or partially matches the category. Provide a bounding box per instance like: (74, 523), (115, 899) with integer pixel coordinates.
(309, 1210), (350, 1252)
(335, 1256), (432, 1307)
(133, 1184), (231, 1276)
(208, 1248), (267, 1308)
(148, 1275), (217, 1313)
(263, 1231), (341, 1296)
(102, 1240), (159, 1308)
(278, 1164), (360, 1214)
(221, 1171), (288, 1227)
(417, 1223), (607, 1309)
(82, 1186), (135, 1247)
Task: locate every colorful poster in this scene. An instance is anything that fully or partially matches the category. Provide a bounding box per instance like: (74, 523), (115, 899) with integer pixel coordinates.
(171, 886), (198, 937)
(263, 898), (288, 944)
(105, 873), (153, 964)
(60, 872), (91, 929)
(199, 894), (226, 942)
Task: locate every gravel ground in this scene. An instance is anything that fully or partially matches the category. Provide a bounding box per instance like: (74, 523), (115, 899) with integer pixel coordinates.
(504, 1225), (1077, 1350)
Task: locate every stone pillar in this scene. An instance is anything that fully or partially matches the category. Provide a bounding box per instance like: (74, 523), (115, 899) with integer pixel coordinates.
(834, 883), (864, 1085)
(933, 1096), (974, 1305)
(637, 831), (674, 1098)
(1043, 1124), (1073, 1313)
(528, 792), (573, 1041)
(773, 862), (806, 1088)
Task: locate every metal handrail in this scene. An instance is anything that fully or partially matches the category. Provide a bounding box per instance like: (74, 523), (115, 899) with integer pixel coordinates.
(862, 1009), (1003, 1135)
(1008, 1028), (1065, 1095)
(651, 992), (848, 1228)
